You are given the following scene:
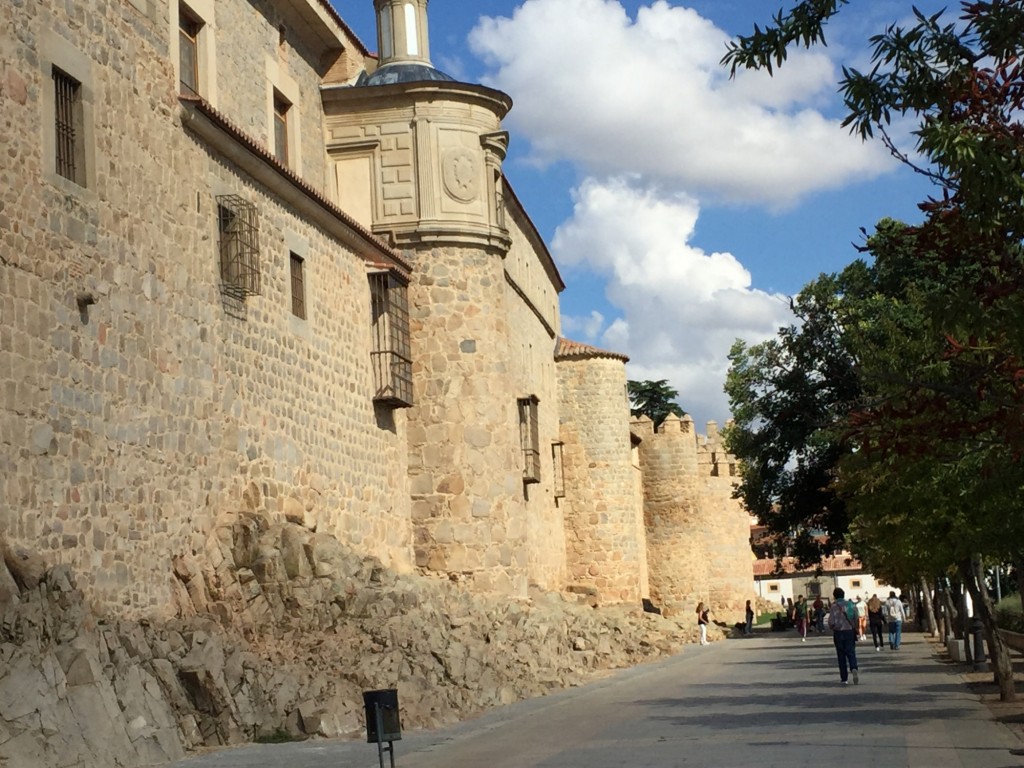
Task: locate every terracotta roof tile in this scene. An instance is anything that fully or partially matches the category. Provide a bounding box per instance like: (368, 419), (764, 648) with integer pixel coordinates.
(752, 554), (862, 577)
(554, 337), (629, 363)
(179, 94), (410, 276)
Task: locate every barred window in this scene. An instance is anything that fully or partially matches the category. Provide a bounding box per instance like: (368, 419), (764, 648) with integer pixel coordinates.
(179, 7), (201, 96)
(370, 272), (413, 407)
(216, 195), (261, 298)
(518, 396), (540, 484)
(289, 253), (305, 319)
(273, 91), (290, 166)
(53, 67), (84, 185)
(552, 441), (565, 498)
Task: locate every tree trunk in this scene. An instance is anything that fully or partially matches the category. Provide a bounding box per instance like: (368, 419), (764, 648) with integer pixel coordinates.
(944, 577), (961, 640)
(962, 555), (1016, 702)
(919, 576), (937, 637)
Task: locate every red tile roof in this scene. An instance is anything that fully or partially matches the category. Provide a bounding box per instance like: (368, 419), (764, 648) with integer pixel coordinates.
(753, 553), (862, 578)
(179, 93), (410, 276)
(554, 337), (629, 363)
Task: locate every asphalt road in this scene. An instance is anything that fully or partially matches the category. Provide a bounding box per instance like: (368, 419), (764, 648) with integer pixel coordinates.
(167, 628), (1024, 768)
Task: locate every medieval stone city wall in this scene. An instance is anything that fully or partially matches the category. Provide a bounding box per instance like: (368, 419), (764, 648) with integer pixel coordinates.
(402, 243), (530, 595)
(633, 415), (707, 617)
(634, 415), (753, 621)
(557, 355), (645, 604)
(0, 0), (414, 617)
(504, 198), (567, 593)
(696, 427), (756, 618)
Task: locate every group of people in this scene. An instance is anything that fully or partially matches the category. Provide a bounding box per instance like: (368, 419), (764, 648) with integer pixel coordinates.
(826, 588), (911, 684)
(782, 590), (909, 650)
(697, 588), (911, 686)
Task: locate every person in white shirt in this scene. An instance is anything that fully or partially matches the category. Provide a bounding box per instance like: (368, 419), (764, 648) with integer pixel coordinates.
(884, 591), (907, 650)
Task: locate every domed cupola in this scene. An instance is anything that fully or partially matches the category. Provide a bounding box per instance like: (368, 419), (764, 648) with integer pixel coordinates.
(358, 0), (455, 86)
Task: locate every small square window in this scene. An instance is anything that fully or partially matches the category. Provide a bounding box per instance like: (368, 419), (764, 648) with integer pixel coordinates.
(289, 253), (305, 319)
(768, 584), (780, 593)
(851, 579), (862, 588)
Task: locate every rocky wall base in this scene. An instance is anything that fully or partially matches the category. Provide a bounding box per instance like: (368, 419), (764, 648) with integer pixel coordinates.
(0, 514), (714, 768)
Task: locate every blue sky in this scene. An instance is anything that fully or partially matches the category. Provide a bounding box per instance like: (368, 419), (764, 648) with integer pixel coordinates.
(331, 0), (950, 428)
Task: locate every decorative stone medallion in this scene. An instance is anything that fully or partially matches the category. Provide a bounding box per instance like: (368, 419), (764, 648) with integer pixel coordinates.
(442, 148), (479, 203)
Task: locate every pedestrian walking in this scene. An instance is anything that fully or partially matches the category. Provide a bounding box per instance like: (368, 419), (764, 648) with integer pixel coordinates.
(855, 596), (867, 640)
(697, 601), (710, 645)
(867, 593), (885, 650)
(813, 595), (825, 633)
(745, 599), (754, 635)
(827, 587), (859, 685)
(795, 595), (808, 641)
(884, 591), (907, 650)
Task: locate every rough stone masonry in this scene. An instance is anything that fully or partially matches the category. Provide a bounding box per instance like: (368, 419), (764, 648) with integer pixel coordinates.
(0, 516), (712, 768)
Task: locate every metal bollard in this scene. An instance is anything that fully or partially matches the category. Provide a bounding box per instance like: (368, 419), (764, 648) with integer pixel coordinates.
(971, 616), (987, 672)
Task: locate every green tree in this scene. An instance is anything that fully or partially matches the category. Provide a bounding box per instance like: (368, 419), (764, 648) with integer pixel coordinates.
(627, 379), (686, 428)
(724, 273), (861, 566)
(723, 0), (1024, 701)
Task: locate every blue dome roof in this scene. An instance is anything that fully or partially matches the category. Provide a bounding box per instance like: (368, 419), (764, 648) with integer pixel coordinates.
(357, 63), (456, 87)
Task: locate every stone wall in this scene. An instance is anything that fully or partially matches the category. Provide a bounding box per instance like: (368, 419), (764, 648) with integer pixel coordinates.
(697, 424), (756, 618)
(504, 202), (565, 594)
(557, 353), (644, 604)
(404, 243), (529, 595)
(0, 0), (413, 617)
(0, 529), (708, 768)
(633, 414), (706, 618)
(634, 415), (753, 622)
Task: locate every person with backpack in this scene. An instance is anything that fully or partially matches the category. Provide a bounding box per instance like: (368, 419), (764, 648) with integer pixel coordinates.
(813, 595), (825, 633)
(884, 591), (907, 650)
(827, 587), (860, 685)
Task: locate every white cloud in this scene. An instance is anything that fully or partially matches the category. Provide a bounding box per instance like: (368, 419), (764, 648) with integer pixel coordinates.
(552, 178), (794, 424)
(470, 0), (893, 207)
(561, 310), (606, 341)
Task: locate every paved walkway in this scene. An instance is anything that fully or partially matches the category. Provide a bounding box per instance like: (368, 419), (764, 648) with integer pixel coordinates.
(167, 628), (1024, 768)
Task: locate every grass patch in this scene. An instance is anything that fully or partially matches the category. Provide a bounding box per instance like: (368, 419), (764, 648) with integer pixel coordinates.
(995, 594), (1024, 633)
(254, 727), (298, 744)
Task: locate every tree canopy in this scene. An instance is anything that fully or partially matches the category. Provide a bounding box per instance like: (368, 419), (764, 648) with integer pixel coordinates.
(723, 0), (1024, 699)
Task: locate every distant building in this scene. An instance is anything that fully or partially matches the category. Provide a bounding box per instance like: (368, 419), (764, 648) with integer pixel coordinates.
(753, 553), (892, 605)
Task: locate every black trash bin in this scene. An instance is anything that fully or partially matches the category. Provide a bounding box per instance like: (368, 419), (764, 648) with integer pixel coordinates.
(363, 689), (402, 744)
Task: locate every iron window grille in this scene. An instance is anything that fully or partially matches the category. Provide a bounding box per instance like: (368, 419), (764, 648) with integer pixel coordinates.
(53, 67), (83, 185)
(289, 253), (305, 319)
(216, 195), (261, 298)
(179, 7), (201, 97)
(551, 441), (565, 498)
(518, 396), (540, 484)
(369, 271), (413, 407)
